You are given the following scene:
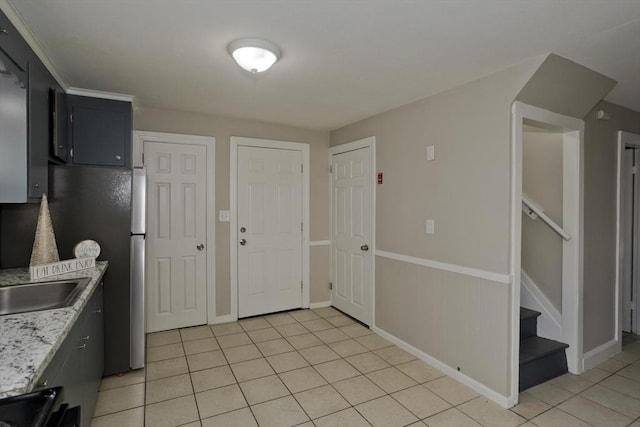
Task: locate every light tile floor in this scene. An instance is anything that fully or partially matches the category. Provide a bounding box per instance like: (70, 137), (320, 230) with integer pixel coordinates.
(90, 308), (640, 426)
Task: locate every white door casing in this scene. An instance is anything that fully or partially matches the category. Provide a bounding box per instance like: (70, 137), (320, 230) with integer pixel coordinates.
(618, 131), (640, 334)
(237, 146), (303, 317)
(510, 102), (584, 406)
(145, 141), (208, 332)
(230, 137), (310, 320)
(330, 137), (375, 326)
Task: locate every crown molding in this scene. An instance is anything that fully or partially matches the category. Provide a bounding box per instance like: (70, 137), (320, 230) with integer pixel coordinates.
(0, 0), (69, 90)
(67, 87), (134, 102)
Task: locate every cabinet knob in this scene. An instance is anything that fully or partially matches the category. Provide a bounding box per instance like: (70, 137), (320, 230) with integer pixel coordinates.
(38, 380), (48, 388)
(57, 145), (64, 149)
(32, 183), (40, 188)
(76, 343), (86, 350)
(0, 28), (7, 35)
(115, 155), (122, 160)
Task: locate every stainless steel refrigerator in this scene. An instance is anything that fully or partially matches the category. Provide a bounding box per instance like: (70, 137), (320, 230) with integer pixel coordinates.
(130, 167), (146, 369)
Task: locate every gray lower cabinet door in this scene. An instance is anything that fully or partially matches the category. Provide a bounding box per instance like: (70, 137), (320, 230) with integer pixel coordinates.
(35, 284), (104, 425)
(82, 284), (104, 426)
(57, 336), (85, 412)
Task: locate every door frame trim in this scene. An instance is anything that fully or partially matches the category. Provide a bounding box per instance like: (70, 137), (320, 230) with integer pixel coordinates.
(617, 131), (640, 337)
(328, 136), (376, 327)
(133, 131), (217, 323)
(509, 102), (584, 406)
(230, 136), (310, 320)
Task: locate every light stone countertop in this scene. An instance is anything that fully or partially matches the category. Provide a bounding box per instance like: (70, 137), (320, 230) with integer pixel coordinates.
(0, 261), (108, 398)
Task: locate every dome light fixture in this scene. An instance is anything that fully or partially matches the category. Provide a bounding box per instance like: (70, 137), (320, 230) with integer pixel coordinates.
(228, 38), (281, 73)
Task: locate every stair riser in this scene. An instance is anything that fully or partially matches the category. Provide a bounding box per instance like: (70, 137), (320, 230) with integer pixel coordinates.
(520, 317), (538, 341)
(519, 350), (568, 392)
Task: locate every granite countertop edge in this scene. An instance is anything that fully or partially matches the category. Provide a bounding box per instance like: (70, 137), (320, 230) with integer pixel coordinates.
(0, 261), (108, 399)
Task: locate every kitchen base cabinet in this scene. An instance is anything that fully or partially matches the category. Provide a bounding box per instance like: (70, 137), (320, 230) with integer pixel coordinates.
(37, 282), (104, 426)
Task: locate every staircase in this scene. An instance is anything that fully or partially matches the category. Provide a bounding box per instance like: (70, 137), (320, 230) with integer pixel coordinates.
(519, 307), (569, 391)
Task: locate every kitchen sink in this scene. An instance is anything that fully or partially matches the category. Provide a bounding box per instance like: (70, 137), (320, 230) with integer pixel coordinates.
(0, 278), (91, 316)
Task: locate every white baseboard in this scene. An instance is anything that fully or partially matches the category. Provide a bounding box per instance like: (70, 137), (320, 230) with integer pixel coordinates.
(309, 301), (332, 309)
(211, 314), (236, 324)
(371, 326), (512, 408)
(582, 338), (621, 371)
(521, 270), (563, 342)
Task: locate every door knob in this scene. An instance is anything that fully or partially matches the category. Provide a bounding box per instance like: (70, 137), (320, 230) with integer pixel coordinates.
(197, 243), (205, 251)
(240, 239), (247, 246)
(360, 244), (369, 251)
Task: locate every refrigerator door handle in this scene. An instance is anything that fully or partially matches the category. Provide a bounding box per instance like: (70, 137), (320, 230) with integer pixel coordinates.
(130, 235), (145, 369)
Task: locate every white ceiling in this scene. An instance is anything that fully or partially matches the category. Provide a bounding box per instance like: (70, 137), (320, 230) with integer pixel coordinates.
(5, 0), (640, 131)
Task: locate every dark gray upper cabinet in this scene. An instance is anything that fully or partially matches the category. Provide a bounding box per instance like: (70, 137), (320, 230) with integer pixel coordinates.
(50, 88), (68, 163)
(67, 95), (132, 168)
(0, 9), (61, 202)
(27, 58), (57, 199)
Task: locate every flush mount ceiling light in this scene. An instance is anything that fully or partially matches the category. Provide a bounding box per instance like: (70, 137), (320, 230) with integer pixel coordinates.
(228, 38), (281, 73)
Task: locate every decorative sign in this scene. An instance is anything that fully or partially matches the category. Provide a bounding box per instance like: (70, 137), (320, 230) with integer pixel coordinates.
(73, 240), (101, 259)
(30, 257), (96, 280)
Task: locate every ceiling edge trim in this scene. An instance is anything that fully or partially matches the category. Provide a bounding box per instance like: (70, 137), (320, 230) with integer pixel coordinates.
(0, 0), (69, 90)
(67, 87), (134, 102)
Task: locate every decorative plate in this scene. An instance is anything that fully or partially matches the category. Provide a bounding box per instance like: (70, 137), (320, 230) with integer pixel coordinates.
(73, 239), (101, 259)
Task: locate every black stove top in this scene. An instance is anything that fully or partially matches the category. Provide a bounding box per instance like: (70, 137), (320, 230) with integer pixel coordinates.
(0, 387), (62, 427)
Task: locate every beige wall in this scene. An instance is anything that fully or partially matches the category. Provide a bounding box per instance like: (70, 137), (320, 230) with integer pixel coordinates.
(583, 101), (640, 352)
(330, 59), (541, 397)
(521, 126), (563, 310)
(516, 54), (616, 120)
(133, 107), (331, 316)
(310, 245), (330, 303)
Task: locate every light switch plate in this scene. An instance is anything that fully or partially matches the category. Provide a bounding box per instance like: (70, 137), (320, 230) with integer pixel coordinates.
(219, 210), (230, 222)
(426, 219), (435, 234)
(427, 145), (435, 161)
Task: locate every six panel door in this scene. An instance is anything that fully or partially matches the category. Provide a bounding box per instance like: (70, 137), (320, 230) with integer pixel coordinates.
(331, 147), (373, 325)
(145, 141), (208, 332)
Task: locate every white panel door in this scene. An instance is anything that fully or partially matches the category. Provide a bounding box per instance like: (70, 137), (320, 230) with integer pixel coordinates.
(146, 141), (208, 332)
(237, 146), (303, 317)
(331, 147), (373, 325)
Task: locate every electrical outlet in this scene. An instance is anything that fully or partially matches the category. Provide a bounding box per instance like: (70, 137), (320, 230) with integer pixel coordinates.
(426, 219), (435, 234)
(219, 210), (230, 222)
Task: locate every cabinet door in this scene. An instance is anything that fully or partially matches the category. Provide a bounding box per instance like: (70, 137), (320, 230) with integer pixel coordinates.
(0, 48), (28, 203)
(51, 88), (68, 162)
(82, 284), (104, 427)
(27, 59), (54, 199)
(68, 95), (132, 167)
(57, 342), (84, 412)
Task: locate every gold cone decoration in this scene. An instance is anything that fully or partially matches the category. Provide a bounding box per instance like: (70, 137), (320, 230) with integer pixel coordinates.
(30, 194), (60, 266)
